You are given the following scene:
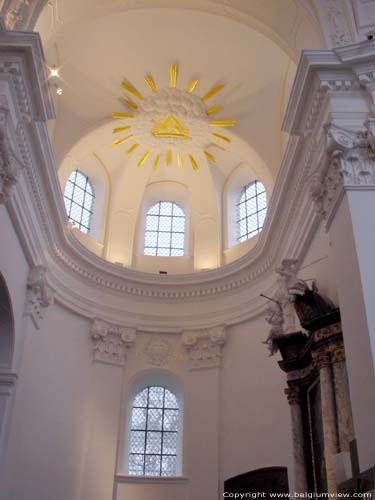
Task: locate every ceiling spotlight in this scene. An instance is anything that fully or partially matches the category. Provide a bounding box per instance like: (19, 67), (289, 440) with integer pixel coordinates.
(49, 66), (59, 78)
(56, 87), (63, 96)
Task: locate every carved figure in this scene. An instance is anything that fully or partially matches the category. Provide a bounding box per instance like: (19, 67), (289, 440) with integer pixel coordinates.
(263, 302), (284, 356)
(27, 265), (54, 307)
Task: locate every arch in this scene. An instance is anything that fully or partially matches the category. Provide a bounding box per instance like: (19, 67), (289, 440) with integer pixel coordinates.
(123, 369), (184, 476)
(63, 170), (95, 234)
(59, 153), (110, 245)
(224, 163), (269, 250)
(0, 273), (14, 370)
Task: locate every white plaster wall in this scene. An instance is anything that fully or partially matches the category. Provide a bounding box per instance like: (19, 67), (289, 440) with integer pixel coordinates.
(220, 318), (294, 488)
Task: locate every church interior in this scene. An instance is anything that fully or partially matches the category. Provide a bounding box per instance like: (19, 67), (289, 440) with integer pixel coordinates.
(0, 1), (375, 498)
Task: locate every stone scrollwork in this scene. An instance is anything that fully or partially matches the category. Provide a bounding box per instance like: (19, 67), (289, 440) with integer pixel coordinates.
(90, 319), (136, 366)
(0, 106), (24, 204)
(310, 122), (375, 223)
(182, 325), (226, 369)
(25, 265), (54, 328)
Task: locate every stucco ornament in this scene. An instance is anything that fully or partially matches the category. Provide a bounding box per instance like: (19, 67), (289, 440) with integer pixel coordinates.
(90, 319), (136, 366)
(110, 64), (235, 171)
(25, 265), (54, 328)
(144, 337), (172, 366)
(182, 325), (226, 369)
(0, 106), (24, 204)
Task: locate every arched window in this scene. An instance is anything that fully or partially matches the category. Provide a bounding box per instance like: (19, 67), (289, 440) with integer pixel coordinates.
(63, 170), (94, 234)
(144, 202), (185, 256)
(129, 386), (180, 476)
(237, 180), (267, 242)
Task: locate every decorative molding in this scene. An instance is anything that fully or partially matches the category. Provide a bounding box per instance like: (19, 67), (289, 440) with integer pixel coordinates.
(284, 386), (301, 405)
(143, 337), (172, 366)
(0, 105), (24, 203)
(0, 371), (17, 396)
(312, 346), (331, 369)
(25, 265), (54, 329)
(1, 1), (48, 31)
(90, 319), (136, 366)
(181, 325), (226, 369)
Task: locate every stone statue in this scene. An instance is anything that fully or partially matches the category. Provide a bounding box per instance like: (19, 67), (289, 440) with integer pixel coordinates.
(263, 302), (284, 356)
(27, 265), (54, 308)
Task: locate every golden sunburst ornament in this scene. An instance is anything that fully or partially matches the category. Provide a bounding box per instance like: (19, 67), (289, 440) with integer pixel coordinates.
(110, 64), (236, 171)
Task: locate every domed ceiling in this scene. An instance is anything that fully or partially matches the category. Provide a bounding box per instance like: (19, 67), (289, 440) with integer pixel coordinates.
(34, 1), (323, 273)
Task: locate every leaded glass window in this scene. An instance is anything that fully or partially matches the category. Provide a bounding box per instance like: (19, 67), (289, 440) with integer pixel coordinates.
(63, 170), (94, 234)
(237, 180), (267, 242)
(129, 386), (179, 476)
(144, 202), (185, 256)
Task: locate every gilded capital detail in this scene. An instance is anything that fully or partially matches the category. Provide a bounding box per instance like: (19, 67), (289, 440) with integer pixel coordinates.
(90, 319), (136, 366)
(182, 325), (226, 369)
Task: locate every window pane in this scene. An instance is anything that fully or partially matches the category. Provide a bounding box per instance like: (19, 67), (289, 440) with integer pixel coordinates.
(163, 410), (179, 431)
(162, 456), (177, 476)
(129, 454), (144, 475)
(145, 231), (157, 247)
(160, 202), (173, 215)
(164, 390), (178, 409)
(133, 388), (148, 407)
(158, 232), (171, 248)
(236, 181), (267, 242)
(131, 408), (147, 430)
(144, 202), (185, 257)
(145, 455), (161, 476)
(146, 432), (162, 454)
(130, 431), (146, 453)
(158, 216), (172, 232)
(148, 387), (164, 408)
(163, 432), (178, 455)
(147, 409), (163, 431)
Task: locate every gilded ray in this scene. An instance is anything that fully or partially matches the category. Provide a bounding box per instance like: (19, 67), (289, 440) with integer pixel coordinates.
(110, 135), (133, 147)
(153, 154), (160, 171)
(121, 97), (138, 110)
(212, 132), (231, 143)
(211, 143), (227, 151)
(126, 143), (139, 155)
(204, 150), (216, 163)
(187, 79), (199, 93)
(210, 120), (236, 127)
(170, 64), (178, 89)
(166, 149), (172, 166)
(112, 125), (132, 134)
(177, 153), (183, 169)
(121, 81), (144, 101)
(145, 74), (157, 92)
(188, 153), (199, 171)
(201, 84), (224, 102)
(206, 106), (221, 116)
(138, 150), (151, 167)
(111, 112), (135, 119)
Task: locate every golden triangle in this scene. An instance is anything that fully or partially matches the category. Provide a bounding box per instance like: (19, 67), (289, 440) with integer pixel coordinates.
(152, 115), (190, 140)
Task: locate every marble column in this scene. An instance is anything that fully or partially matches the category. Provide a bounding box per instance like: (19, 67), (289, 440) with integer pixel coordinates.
(313, 348), (339, 493)
(331, 344), (355, 453)
(285, 386), (308, 492)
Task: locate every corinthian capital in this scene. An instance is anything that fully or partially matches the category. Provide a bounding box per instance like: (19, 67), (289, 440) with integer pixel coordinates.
(182, 325), (226, 369)
(90, 319), (136, 366)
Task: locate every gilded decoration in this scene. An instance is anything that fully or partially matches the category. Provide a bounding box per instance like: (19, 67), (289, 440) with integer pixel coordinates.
(110, 64), (236, 171)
